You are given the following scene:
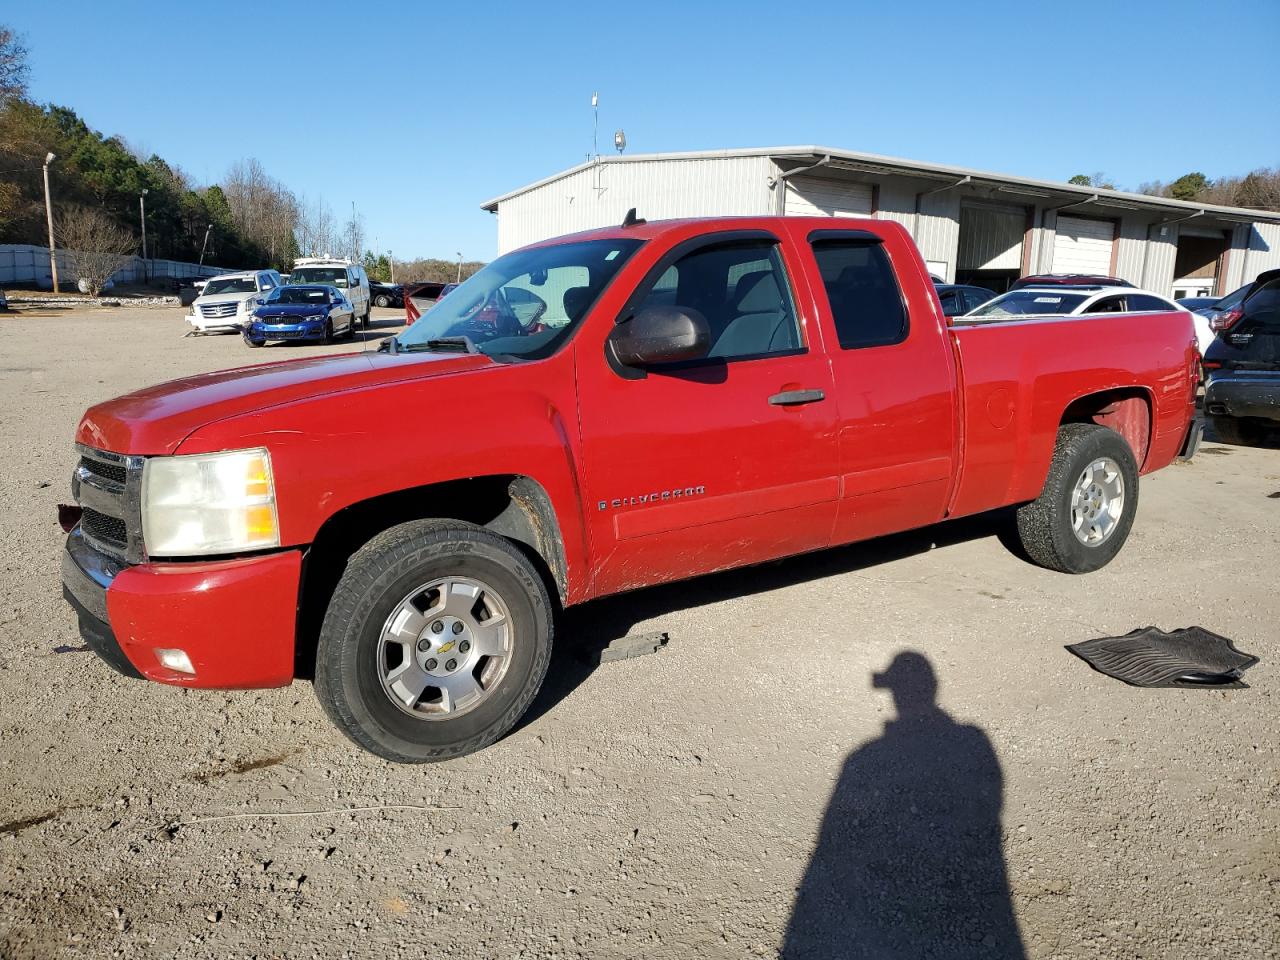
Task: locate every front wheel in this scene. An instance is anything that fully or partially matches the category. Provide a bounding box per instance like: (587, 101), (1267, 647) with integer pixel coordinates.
(374, 294), (390, 308)
(244, 335), (264, 348)
(314, 520), (554, 762)
(321, 318), (333, 345)
(1015, 423), (1139, 574)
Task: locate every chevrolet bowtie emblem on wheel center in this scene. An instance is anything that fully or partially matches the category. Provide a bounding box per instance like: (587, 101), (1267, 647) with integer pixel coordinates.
(599, 486), (706, 511)
(437, 641), (456, 655)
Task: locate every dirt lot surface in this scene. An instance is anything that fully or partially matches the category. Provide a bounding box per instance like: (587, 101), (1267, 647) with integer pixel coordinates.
(1, 305), (1277, 959)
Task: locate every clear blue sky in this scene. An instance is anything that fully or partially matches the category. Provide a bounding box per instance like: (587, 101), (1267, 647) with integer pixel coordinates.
(10, 0), (1279, 261)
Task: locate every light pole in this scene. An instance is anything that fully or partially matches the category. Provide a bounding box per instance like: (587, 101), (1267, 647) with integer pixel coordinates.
(42, 152), (59, 293)
(198, 223), (212, 267)
(139, 188), (149, 285)
(455, 251), (463, 283)
(388, 250), (395, 284)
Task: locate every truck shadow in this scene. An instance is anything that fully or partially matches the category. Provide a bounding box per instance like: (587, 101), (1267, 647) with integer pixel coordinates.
(780, 651), (1026, 959)
(521, 508), (1026, 732)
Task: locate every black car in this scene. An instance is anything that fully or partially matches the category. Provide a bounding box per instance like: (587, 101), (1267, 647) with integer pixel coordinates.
(1203, 268), (1280, 445)
(934, 284), (996, 317)
(370, 282), (403, 309)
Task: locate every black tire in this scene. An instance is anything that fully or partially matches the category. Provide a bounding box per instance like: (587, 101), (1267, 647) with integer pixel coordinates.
(374, 294), (390, 308)
(314, 519), (554, 762)
(1015, 423), (1139, 574)
(340, 314), (356, 340)
(244, 336), (264, 348)
(1210, 415), (1264, 447)
(321, 319), (333, 345)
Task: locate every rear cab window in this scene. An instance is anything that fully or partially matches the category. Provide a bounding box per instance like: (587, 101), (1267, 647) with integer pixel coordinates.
(808, 236), (907, 349)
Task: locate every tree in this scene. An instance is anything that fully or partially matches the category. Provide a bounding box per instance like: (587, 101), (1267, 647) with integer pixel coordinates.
(1169, 171), (1208, 201)
(1068, 174), (1092, 186)
(57, 206), (137, 296)
(0, 25), (28, 104)
(1067, 172), (1116, 190)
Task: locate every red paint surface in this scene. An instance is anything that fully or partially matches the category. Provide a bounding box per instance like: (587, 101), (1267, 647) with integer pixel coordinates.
(75, 216), (1197, 689)
(105, 551), (301, 688)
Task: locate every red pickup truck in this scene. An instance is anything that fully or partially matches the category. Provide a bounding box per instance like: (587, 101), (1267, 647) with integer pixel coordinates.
(61, 215), (1201, 761)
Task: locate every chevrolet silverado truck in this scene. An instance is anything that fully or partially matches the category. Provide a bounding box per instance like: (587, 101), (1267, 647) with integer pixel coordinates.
(60, 215), (1201, 762)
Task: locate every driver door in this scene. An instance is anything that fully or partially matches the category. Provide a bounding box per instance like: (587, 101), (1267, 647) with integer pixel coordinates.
(576, 231), (840, 595)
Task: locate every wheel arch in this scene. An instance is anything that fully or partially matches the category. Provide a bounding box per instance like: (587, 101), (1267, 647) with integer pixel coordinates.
(1058, 386), (1153, 469)
(295, 473), (567, 679)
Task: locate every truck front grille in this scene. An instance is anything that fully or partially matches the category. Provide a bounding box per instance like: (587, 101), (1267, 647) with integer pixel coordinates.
(199, 301), (239, 319)
(72, 447), (146, 563)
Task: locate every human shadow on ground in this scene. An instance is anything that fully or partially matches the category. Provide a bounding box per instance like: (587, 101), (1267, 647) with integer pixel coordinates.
(781, 652), (1026, 960)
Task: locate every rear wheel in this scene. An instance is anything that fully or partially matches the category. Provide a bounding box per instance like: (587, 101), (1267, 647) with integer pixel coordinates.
(375, 294), (390, 308)
(314, 520), (554, 762)
(1015, 424), (1139, 574)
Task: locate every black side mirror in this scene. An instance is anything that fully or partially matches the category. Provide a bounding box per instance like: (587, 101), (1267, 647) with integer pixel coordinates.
(255, 298), (265, 306)
(609, 306), (711, 367)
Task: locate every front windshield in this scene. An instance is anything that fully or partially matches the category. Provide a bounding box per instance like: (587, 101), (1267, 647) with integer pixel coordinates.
(203, 277), (256, 295)
(267, 286), (332, 305)
(968, 290), (1089, 318)
(292, 267), (348, 288)
(395, 238), (643, 360)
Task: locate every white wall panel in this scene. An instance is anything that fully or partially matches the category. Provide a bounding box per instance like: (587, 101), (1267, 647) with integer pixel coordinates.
(1052, 216), (1115, 274)
(784, 177), (873, 217)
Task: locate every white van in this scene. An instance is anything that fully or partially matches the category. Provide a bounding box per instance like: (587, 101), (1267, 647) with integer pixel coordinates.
(288, 258), (372, 327)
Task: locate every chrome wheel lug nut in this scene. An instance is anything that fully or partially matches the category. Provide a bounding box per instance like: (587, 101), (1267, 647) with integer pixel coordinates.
(446, 658), (457, 671)
(459, 640), (471, 653)
(417, 638), (430, 652)
(452, 622), (464, 635)
(425, 658), (438, 670)
(431, 621), (444, 633)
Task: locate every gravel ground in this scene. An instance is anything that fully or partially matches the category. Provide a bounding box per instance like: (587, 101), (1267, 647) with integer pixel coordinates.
(1, 305), (1277, 959)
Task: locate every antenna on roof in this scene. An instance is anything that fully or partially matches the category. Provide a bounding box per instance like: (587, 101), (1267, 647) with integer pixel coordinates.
(621, 208), (645, 228)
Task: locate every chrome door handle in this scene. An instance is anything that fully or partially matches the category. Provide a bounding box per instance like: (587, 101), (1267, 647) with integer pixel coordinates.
(768, 389), (825, 406)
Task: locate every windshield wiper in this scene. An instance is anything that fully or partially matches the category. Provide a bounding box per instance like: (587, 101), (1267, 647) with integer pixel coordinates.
(377, 336), (400, 354)
(401, 336), (479, 354)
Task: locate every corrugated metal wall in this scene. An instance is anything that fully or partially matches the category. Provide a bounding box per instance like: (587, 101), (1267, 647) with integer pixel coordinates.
(492, 156), (776, 252)
(957, 202), (1026, 270)
(491, 157), (1280, 293)
(784, 176), (873, 216)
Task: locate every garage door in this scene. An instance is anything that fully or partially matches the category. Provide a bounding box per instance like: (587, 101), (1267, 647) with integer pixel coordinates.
(958, 202), (1026, 270)
(785, 177), (874, 217)
(1052, 216), (1115, 274)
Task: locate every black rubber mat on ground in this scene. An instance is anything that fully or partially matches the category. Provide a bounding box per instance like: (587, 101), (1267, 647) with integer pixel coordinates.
(1067, 627), (1259, 688)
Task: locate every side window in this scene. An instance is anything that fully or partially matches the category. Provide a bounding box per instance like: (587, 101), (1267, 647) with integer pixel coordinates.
(965, 288), (993, 312)
(810, 239), (907, 349)
(1128, 294), (1172, 312)
(937, 289), (963, 316)
(259, 273), (274, 290)
(1084, 296), (1126, 313)
(631, 239), (802, 361)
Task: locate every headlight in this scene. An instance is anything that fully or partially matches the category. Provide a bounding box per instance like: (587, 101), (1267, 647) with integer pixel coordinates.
(142, 448), (279, 556)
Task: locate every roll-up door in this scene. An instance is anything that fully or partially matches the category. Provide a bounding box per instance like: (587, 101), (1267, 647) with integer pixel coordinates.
(1052, 216), (1116, 274)
(785, 177), (874, 217)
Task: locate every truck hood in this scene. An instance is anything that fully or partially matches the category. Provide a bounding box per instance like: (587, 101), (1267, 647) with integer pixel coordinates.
(77, 350), (495, 455)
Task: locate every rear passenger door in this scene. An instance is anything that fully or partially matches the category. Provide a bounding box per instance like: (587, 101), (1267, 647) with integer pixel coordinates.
(802, 228), (960, 544)
(577, 230), (840, 594)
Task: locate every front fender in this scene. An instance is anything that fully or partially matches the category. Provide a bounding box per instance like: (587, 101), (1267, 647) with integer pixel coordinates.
(175, 356), (591, 599)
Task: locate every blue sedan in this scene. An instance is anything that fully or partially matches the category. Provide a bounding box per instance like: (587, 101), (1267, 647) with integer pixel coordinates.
(244, 285), (357, 347)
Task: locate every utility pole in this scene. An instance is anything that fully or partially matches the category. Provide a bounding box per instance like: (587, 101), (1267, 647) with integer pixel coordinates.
(198, 224), (212, 267)
(351, 200), (357, 262)
(388, 250), (395, 283)
(139, 189), (149, 284)
(42, 152), (59, 293)
(456, 252), (463, 283)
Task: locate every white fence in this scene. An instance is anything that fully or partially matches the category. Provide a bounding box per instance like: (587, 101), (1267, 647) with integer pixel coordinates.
(0, 244), (232, 289)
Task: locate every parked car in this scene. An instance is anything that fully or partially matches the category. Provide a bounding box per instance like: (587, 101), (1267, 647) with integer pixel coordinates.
(403, 281), (448, 323)
(1010, 274), (1135, 290)
(965, 285), (1212, 353)
(185, 270), (283, 334)
(243, 285), (357, 347)
(1203, 268), (1280, 445)
(288, 259), (371, 328)
(934, 284), (995, 317)
(0, 286), (8, 312)
(370, 281), (403, 309)
(59, 215), (1198, 762)
(1177, 296), (1220, 313)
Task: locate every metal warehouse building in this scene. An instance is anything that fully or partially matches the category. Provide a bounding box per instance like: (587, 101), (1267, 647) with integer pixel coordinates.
(482, 146), (1280, 298)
